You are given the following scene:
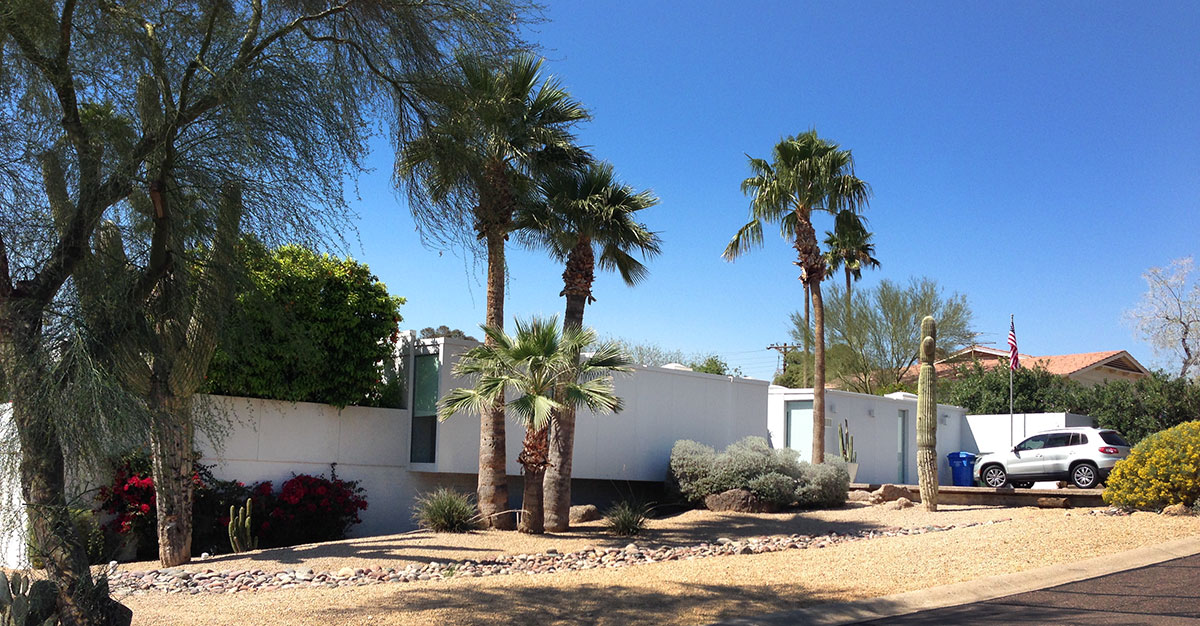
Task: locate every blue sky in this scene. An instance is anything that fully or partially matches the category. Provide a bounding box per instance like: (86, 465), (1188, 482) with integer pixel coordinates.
(349, 1), (1200, 381)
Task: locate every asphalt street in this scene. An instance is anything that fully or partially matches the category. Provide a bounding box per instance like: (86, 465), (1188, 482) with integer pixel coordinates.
(855, 553), (1200, 625)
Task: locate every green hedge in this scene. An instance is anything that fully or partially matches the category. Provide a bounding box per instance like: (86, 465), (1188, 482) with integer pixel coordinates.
(206, 243), (404, 407)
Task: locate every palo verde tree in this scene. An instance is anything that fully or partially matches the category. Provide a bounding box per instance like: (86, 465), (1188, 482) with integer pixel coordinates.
(1124, 257), (1200, 378)
(516, 161), (659, 531)
(1, 0), (532, 617)
(724, 131), (870, 464)
(399, 54), (590, 529)
(439, 317), (630, 534)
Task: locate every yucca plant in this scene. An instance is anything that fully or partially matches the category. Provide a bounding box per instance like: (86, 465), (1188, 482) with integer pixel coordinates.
(603, 500), (652, 537)
(413, 488), (482, 533)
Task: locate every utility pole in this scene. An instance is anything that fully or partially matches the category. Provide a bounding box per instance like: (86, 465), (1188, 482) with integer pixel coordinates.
(767, 343), (802, 378)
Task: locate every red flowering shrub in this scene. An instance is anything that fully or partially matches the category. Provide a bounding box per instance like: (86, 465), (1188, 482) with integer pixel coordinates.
(96, 452), (158, 558)
(266, 466), (367, 547)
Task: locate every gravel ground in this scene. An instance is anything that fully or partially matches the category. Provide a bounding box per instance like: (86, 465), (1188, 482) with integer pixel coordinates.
(118, 504), (1197, 625)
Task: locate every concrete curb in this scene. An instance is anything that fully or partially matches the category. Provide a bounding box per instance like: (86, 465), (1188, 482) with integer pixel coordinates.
(714, 534), (1200, 626)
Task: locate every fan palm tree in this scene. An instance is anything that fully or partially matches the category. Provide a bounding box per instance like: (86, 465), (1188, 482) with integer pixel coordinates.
(824, 209), (881, 318)
(439, 317), (631, 534)
(723, 131), (870, 464)
(399, 54), (589, 529)
(516, 162), (661, 531)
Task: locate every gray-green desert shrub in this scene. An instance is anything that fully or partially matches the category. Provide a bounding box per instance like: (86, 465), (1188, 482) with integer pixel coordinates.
(668, 436), (849, 509)
(794, 459), (851, 509)
(748, 472), (797, 509)
(412, 488), (480, 533)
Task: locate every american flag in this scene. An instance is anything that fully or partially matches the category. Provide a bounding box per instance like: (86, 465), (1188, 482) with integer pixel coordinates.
(1008, 319), (1020, 371)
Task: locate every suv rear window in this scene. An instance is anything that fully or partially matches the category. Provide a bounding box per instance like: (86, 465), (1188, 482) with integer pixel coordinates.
(1100, 431), (1130, 447)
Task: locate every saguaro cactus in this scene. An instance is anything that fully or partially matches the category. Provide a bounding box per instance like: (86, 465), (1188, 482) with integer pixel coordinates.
(838, 419), (856, 463)
(228, 498), (259, 553)
(916, 316), (939, 511)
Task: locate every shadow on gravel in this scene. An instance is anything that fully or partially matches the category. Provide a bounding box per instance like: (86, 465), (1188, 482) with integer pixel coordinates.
(304, 580), (840, 626)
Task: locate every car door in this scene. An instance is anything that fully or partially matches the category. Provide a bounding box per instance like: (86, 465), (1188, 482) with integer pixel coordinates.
(1039, 432), (1075, 475)
(1008, 434), (1050, 478)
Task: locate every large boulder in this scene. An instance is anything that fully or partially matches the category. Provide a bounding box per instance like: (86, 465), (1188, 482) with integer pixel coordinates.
(869, 484), (916, 504)
(885, 497), (914, 510)
(570, 504), (602, 523)
(704, 488), (777, 513)
(1162, 503), (1192, 516)
(847, 490), (874, 503)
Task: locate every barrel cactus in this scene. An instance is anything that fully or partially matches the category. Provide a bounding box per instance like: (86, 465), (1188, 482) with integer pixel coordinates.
(916, 315), (939, 511)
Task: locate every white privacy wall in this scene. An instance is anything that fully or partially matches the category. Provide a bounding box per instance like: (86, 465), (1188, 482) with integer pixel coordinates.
(196, 395), (472, 539)
(768, 387), (967, 486)
(428, 340), (771, 482)
(961, 413), (1096, 455)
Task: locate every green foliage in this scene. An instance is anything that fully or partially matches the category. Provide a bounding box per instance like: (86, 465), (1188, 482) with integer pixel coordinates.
(747, 472), (797, 509)
(772, 343), (860, 388)
(942, 359), (1089, 415)
(228, 498), (259, 553)
(603, 500), (651, 536)
(1085, 372), (1200, 445)
(207, 243), (405, 408)
(412, 488), (481, 533)
(667, 437), (848, 510)
(0, 571), (57, 626)
(793, 459), (851, 509)
(1104, 421), (1200, 510)
(687, 355), (745, 377)
(813, 278), (975, 394)
(419, 326), (478, 342)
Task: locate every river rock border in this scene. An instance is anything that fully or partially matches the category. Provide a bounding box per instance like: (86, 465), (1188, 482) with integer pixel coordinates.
(108, 519), (1010, 595)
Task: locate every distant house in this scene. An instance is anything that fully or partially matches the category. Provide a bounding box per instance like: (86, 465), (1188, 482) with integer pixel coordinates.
(902, 345), (1150, 387)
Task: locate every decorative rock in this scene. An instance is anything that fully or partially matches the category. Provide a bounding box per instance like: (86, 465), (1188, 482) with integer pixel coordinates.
(716, 537), (734, 545)
(704, 488), (776, 513)
(886, 497), (914, 510)
(1162, 503), (1191, 516)
(337, 567), (355, 578)
(870, 484), (915, 504)
(847, 490), (873, 503)
(1036, 497), (1070, 509)
(570, 504), (603, 523)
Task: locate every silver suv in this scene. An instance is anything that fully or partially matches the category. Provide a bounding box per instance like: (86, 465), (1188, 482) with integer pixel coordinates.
(974, 427), (1132, 489)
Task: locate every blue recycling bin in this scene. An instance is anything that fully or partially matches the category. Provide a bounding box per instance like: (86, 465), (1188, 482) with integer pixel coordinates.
(947, 452), (977, 487)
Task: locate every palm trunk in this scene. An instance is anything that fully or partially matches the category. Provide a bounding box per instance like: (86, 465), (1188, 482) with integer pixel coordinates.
(844, 266), (852, 320)
(2, 307), (117, 625)
(811, 282), (827, 464)
(478, 230), (513, 529)
(803, 282), (811, 386)
(147, 383), (194, 566)
(544, 241), (592, 532)
(517, 426), (549, 534)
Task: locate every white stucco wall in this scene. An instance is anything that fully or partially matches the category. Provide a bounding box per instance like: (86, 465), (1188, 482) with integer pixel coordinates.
(767, 387), (967, 486)
(196, 395), (473, 539)
(961, 412), (1096, 455)
(428, 340), (771, 482)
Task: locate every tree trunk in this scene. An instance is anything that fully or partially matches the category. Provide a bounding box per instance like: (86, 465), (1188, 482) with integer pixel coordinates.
(544, 241), (592, 532)
(811, 282), (827, 464)
(517, 426), (549, 534)
(845, 266), (852, 320)
(916, 316), (939, 511)
(147, 383), (194, 567)
(2, 307), (115, 625)
(803, 282), (811, 386)
(478, 229), (512, 529)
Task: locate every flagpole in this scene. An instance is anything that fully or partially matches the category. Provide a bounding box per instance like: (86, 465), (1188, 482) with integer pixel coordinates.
(1009, 314), (1014, 448)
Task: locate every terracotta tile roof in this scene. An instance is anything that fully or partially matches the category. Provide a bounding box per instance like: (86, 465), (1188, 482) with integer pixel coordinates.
(899, 349), (1147, 383)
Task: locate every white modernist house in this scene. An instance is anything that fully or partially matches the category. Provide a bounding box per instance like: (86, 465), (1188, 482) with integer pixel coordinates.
(2, 334), (1091, 567)
(767, 387), (968, 485)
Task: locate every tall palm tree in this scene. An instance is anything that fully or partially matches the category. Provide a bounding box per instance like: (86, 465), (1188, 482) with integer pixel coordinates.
(516, 162), (660, 532)
(723, 131), (870, 464)
(439, 317), (631, 534)
(399, 54), (589, 529)
(824, 209), (880, 318)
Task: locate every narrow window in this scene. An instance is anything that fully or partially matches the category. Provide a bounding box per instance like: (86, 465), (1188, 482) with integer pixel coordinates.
(410, 353), (440, 464)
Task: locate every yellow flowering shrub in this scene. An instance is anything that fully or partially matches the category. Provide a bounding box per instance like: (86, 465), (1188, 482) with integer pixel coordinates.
(1103, 420), (1200, 510)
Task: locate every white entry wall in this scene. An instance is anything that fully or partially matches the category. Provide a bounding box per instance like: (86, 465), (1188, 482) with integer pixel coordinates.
(767, 387), (967, 486)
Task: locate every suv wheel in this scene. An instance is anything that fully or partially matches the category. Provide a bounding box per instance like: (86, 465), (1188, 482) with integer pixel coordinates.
(1071, 462), (1099, 489)
(981, 465), (1008, 488)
